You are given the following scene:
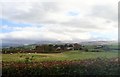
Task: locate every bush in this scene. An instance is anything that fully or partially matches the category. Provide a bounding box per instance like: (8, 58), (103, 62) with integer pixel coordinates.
(2, 58), (119, 76)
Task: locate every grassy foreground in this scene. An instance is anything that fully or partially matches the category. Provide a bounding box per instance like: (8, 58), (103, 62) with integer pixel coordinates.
(2, 50), (118, 62)
(2, 51), (119, 76)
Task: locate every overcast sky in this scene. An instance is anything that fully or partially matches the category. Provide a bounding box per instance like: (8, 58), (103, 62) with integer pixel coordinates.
(0, 0), (119, 44)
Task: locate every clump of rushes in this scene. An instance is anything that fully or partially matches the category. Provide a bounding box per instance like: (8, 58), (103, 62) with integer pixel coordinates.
(25, 56), (34, 63)
(20, 55), (22, 58)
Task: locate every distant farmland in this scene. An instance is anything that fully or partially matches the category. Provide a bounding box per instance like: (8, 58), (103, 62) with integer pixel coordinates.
(2, 50), (118, 62)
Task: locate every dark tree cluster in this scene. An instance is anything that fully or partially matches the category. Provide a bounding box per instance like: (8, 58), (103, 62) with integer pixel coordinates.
(2, 43), (104, 54)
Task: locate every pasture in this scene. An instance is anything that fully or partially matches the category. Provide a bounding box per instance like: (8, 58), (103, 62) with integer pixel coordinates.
(2, 50), (118, 62)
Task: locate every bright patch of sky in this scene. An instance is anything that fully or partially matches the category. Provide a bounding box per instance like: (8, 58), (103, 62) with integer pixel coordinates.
(90, 32), (118, 41)
(67, 10), (80, 16)
(0, 19), (33, 33)
(1, 19), (32, 27)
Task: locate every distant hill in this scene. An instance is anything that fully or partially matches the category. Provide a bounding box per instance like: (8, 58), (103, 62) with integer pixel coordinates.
(1, 43), (24, 48)
(1, 41), (63, 48)
(1, 40), (118, 48)
(80, 41), (118, 45)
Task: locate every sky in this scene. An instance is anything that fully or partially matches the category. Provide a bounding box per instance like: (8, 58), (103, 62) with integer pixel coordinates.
(0, 0), (119, 44)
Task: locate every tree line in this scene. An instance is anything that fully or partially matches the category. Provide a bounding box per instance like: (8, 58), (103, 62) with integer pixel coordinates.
(2, 43), (104, 54)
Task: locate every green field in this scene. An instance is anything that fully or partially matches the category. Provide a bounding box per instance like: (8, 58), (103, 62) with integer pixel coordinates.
(2, 50), (118, 62)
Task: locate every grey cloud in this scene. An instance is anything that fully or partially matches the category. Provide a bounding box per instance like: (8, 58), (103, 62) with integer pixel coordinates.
(90, 5), (117, 21)
(2, 2), (60, 23)
(2, 33), (59, 45)
(42, 18), (102, 30)
(47, 27), (86, 34)
(60, 19), (101, 29)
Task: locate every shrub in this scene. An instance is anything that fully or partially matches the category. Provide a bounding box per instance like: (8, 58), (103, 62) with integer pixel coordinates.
(24, 56), (34, 63)
(2, 58), (119, 76)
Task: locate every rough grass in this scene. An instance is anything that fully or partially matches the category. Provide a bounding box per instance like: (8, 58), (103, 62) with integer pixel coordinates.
(2, 50), (118, 62)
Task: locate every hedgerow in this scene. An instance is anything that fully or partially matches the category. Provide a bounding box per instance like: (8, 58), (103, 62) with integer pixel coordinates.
(2, 58), (119, 76)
